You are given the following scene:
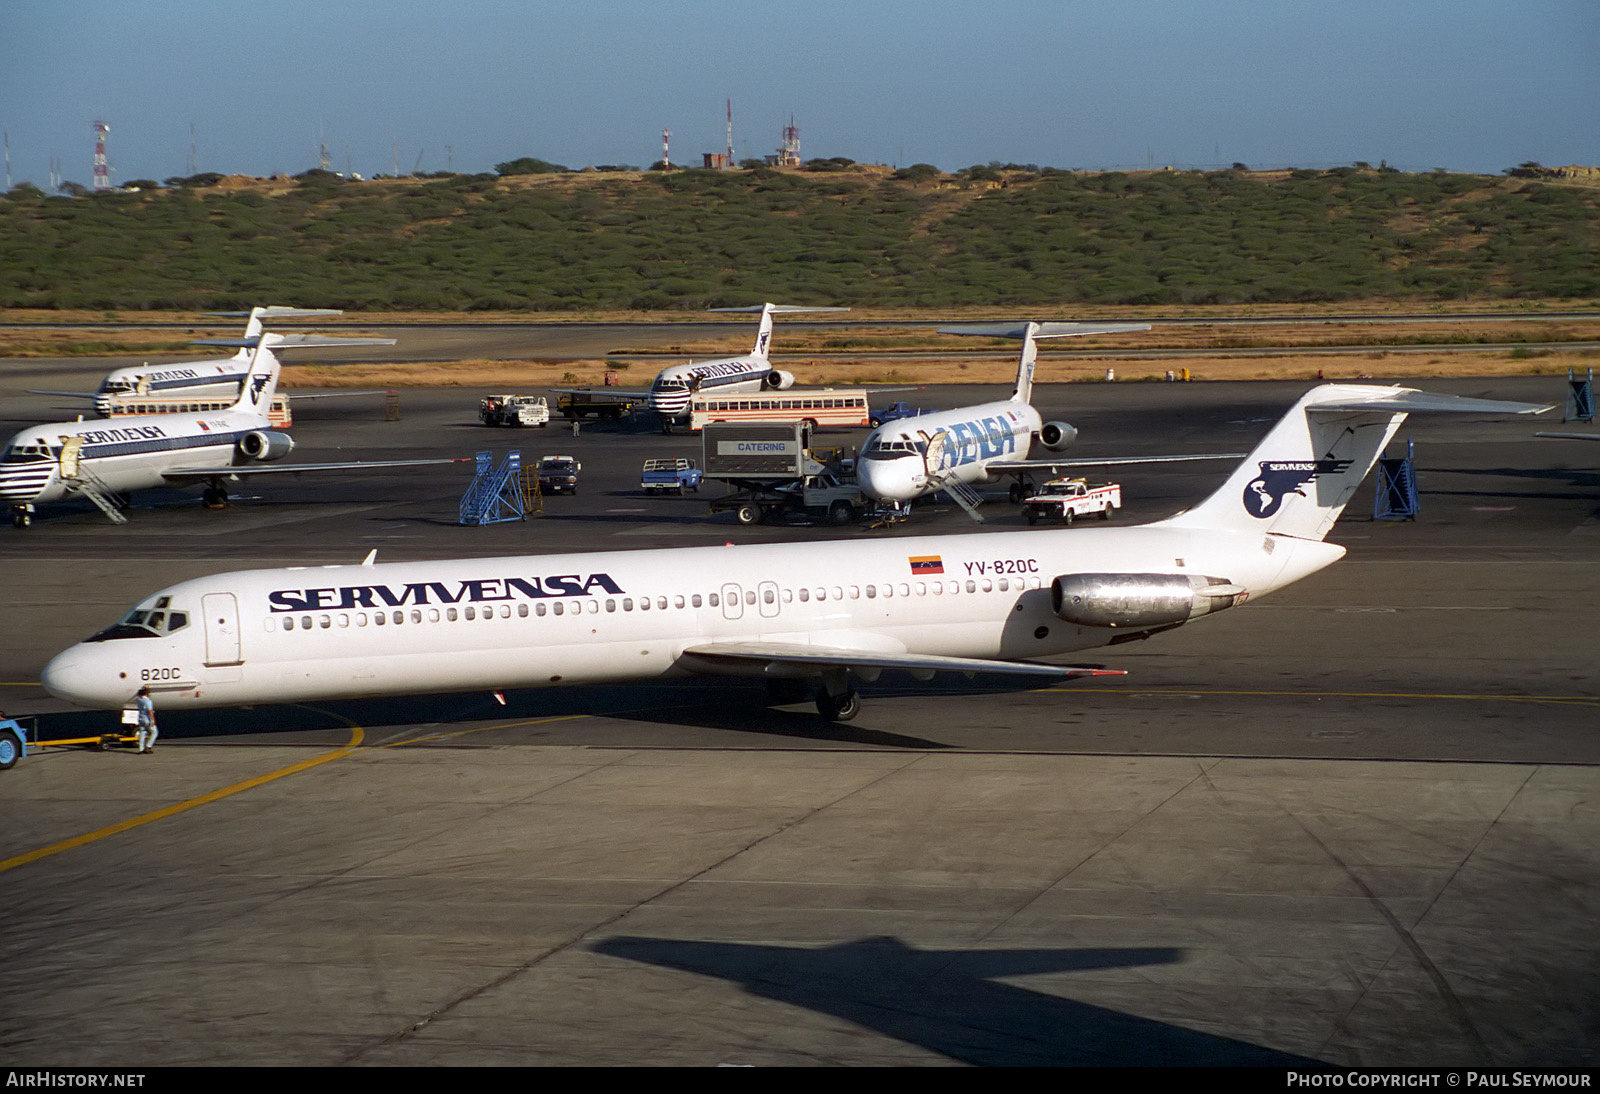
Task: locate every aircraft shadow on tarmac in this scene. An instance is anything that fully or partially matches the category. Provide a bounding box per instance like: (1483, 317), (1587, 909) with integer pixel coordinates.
(591, 935), (1320, 1067)
(37, 676), (1066, 750)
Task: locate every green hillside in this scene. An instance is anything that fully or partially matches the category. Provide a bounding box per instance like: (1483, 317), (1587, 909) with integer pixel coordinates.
(3, 165), (1597, 311)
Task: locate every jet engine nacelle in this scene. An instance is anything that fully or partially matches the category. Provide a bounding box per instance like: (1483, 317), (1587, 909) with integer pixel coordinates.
(1051, 572), (1243, 629)
(1038, 421), (1078, 450)
(765, 369), (796, 390)
(238, 430), (295, 462)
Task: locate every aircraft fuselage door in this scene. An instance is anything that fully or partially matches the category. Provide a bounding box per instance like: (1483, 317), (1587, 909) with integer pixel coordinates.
(202, 592), (243, 666)
(721, 583), (744, 620)
(59, 436), (83, 479)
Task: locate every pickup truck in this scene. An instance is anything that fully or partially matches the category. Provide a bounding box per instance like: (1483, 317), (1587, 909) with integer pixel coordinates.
(480, 394), (550, 427)
(537, 455), (582, 496)
(1021, 478), (1121, 525)
(640, 458), (703, 495)
(868, 401), (926, 429)
(718, 473), (864, 526)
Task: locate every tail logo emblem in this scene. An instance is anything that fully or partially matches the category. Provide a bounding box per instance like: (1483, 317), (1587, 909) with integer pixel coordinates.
(1244, 459), (1351, 518)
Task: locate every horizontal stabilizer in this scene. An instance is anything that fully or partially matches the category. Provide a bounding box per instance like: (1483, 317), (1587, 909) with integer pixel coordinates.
(939, 322), (1151, 339)
(679, 640), (1124, 680)
(204, 308), (344, 320)
(706, 305), (851, 315)
(191, 334), (397, 350)
(1311, 392), (1551, 416)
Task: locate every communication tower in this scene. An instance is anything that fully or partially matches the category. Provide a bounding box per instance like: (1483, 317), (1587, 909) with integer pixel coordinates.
(92, 120), (111, 190)
(776, 116), (800, 167)
(726, 98), (734, 166)
(662, 126), (671, 169)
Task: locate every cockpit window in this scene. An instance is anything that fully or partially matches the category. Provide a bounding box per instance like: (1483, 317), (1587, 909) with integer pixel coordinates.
(84, 602), (191, 642)
(862, 438), (924, 460)
(3, 441), (53, 463)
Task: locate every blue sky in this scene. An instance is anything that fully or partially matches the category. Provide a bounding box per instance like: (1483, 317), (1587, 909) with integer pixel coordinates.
(2, 0), (1595, 187)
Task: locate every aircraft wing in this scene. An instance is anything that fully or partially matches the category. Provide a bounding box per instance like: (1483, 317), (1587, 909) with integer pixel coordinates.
(677, 640), (1125, 680)
(989, 452), (1245, 472)
(161, 457), (469, 482)
(1536, 432), (1600, 441)
(285, 390), (393, 400)
(25, 390), (97, 399)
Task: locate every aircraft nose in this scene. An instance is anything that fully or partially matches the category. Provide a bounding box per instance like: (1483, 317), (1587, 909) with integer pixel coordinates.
(857, 456), (914, 502)
(41, 646), (126, 709)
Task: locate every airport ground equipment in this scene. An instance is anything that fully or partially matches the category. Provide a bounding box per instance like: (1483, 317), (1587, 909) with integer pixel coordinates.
(537, 455), (581, 496)
(641, 458), (703, 494)
(459, 450), (529, 525)
(556, 392), (638, 421)
(2, 717), (140, 767)
(1021, 478), (1121, 525)
(1373, 438), (1419, 521)
(700, 422), (862, 524)
(480, 395), (551, 428)
(1565, 368), (1595, 423)
(0, 717), (30, 769)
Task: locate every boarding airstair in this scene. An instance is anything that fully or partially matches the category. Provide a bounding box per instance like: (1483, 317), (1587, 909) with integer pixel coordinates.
(930, 472), (986, 523)
(59, 437), (128, 525)
(458, 449), (528, 525)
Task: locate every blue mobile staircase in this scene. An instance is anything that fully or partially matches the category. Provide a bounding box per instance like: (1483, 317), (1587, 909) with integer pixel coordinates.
(459, 450), (529, 525)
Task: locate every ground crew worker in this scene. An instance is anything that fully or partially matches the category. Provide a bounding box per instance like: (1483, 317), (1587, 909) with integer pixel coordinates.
(135, 686), (158, 753)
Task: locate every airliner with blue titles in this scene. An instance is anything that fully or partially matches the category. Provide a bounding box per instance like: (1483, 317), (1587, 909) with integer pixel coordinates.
(855, 321), (1239, 519)
(2, 333), (456, 528)
(41, 383), (1546, 720)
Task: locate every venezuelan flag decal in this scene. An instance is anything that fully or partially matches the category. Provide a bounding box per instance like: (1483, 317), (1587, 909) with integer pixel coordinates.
(908, 555), (944, 575)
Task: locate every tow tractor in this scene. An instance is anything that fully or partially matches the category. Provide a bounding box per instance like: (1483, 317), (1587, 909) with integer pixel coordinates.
(0, 715), (146, 769)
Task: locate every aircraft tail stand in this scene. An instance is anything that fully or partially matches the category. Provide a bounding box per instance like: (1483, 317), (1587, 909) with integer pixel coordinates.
(1372, 438), (1419, 521)
(459, 450), (527, 525)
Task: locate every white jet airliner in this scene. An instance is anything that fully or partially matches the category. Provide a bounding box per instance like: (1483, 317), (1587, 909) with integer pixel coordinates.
(41, 384), (1545, 721)
(558, 303), (847, 431)
(30, 307), (393, 416)
(2, 334), (456, 528)
(856, 321), (1233, 519)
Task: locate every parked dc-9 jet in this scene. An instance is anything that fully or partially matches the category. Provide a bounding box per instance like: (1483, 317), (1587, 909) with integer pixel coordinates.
(2, 334), (457, 528)
(556, 303), (848, 431)
(29, 306), (393, 417)
(855, 321), (1237, 520)
(41, 384), (1546, 720)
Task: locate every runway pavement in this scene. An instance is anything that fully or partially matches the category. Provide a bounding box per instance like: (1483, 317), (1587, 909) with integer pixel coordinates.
(1, 345), (1596, 1066)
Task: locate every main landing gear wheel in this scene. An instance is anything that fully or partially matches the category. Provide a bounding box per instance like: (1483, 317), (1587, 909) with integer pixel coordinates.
(202, 485), (229, 509)
(815, 688), (861, 722)
(1009, 483), (1025, 504)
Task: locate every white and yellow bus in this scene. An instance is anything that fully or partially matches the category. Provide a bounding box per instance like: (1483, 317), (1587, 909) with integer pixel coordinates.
(105, 393), (293, 428)
(688, 389), (870, 432)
